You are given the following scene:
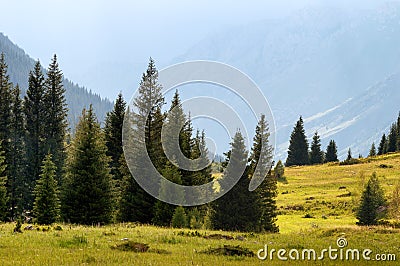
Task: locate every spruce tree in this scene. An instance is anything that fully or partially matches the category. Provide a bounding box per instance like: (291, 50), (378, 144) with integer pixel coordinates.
(8, 85), (26, 218)
(309, 131), (324, 164)
(24, 60), (46, 209)
(387, 123), (397, 153)
(104, 93), (126, 214)
(249, 114), (273, 176)
(0, 144), (8, 222)
(33, 154), (59, 225)
(171, 206), (187, 228)
(61, 106), (112, 225)
(325, 140), (338, 163)
(44, 54), (68, 184)
(1, 55), (26, 218)
(356, 172), (386, 225)
(378, 134), (387, 155)
(119, 58), (164, 223)
(346, 148), (352, 161)
(163, 90), (190, 185)
(0, 53), (12, 159)
(162, 91), (209, 207)
(0, 54), (12, 217)
(369, 143), (377, 157)
(286, 116), (309, 166)
(212, 131), (259, 232)
(248, 115), (278, 232)
(138, 58), (165, 173)
(118, 106), (155, 223)
(104, 92), (126, 182)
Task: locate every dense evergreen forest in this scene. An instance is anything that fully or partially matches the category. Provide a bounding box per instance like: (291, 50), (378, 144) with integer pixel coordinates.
(0, 55), (279, 233)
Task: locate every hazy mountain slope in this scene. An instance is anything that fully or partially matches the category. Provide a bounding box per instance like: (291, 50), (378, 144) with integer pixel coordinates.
(0, 33), (113, 129)
(274, 73), (400, 159)
(174, 3), (400, 159)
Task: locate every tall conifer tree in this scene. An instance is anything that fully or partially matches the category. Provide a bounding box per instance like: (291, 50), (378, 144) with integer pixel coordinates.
(325, 140), (338, 162)
(104, 93), (126, 182)
(33, 154), (59, 225)
(346, 148), (353, 161)
(8, 85), (26, 217)
(309, 131), (324, 164)
(212, 131), (259, 232)
(61, 106), (112, 224)
(119, 58), (164, 223)
(378, 134), (387, 155)
(286, 116), (309, 166)
(164, 90), (190, 185)
(44, 54), (68, 184)
(0, 54), (12, 216)
(24, 60), (46, 209)
(104, 93), (127, 212)
(369, 143), (377, 157)
(387, 123), (397, 153)
(249, 114), (278, 232)
(0, 53), (12, 158)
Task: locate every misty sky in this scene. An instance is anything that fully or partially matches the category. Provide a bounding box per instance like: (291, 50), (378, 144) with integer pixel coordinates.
(0, 0), (394, 100)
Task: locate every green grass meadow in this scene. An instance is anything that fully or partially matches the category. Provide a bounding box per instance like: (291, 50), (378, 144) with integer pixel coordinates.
(1, 153), (400, 265)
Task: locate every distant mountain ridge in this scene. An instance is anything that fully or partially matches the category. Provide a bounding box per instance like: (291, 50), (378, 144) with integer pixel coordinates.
(0, 32), (113, 129)
(174, 2), (400, 159)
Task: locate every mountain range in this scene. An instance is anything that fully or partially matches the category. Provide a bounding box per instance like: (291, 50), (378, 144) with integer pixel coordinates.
(174, 2), (400, 159)
(2, 2), (400, 160)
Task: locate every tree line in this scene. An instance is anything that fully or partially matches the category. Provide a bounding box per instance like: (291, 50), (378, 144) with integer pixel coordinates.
(0, 55), (278, 233)
(286, 112), (400, 167)
(285, 116), (339, 166)
(370, 114), (400, 157)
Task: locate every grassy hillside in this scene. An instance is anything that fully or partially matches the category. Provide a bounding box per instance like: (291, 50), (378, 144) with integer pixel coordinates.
(277, 153), (400, 233)
(0, 153), (399, 265)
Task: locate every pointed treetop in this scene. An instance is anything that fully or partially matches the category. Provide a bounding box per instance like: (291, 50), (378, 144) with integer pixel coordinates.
(146, 57), (157, 77)
(286, 116), (309, 166)
(310, 131), (323, 165)
(347, 148), (352, 161)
